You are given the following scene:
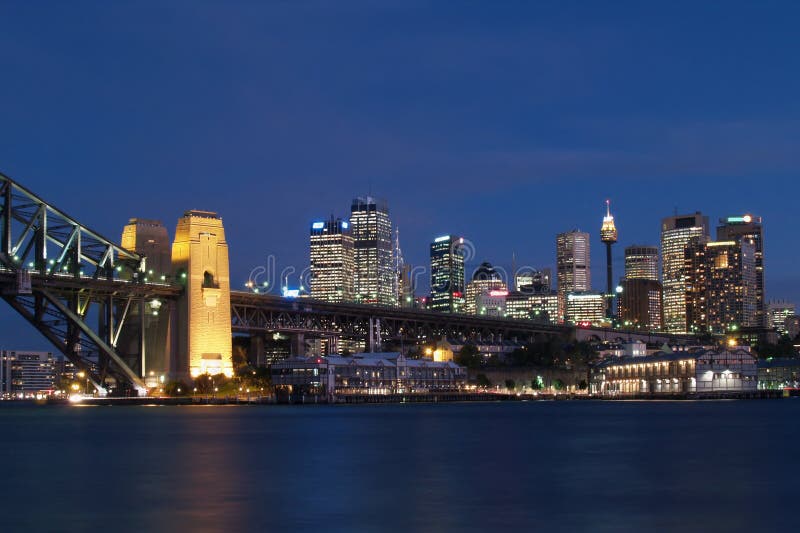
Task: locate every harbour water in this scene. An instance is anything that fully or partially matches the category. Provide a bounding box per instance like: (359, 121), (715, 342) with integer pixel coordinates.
(1, 400), (797, 532)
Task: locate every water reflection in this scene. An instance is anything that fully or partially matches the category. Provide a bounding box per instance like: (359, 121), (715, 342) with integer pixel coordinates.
(0, 401), (797, 532)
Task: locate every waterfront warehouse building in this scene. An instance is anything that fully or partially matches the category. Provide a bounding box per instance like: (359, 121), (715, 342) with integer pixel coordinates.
(270, 352), (467, 397)
(661, 212), (709, 333)
(757, 358), (800, 390)
(309, 216), (355, 303)
(350, 196), (396, 306)
(590, 347), (758, 396)
(429, 235), (466, 313)
(556, 230), (591, 322)
(0, 350), (56, 398)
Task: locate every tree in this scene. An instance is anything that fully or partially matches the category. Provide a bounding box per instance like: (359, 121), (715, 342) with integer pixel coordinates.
(578, 379), (588, 390)
(505, 379), (516, 391)
(552, 378), (565, 391)
(475, 374), (492, 388)
(456, 344), (482, 369)
(165, 381), (189, 396)
(531, 376), (544, 390)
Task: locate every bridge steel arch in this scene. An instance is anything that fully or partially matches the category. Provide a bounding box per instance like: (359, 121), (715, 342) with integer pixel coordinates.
(0, 173), (180, 394)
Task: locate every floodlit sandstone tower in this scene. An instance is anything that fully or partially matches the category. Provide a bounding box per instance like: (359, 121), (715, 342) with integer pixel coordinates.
(172, 210), (233, 379)
(119, 218), (173, 381)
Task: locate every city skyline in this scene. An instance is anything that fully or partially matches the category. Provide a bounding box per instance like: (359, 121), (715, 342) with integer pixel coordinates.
(1, 3), (800, 347)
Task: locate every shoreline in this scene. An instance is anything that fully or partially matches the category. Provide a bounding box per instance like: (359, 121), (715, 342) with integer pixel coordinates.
(0, 389), (791, 407)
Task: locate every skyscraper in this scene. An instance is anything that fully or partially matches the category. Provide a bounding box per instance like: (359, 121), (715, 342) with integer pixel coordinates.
(661, 212), (709, 333)
(717, 215), (765, 327)
(768, 301), (796, 335)
(600, 200), (618, 318)
(618, 279), (663, 330)
(430, 235), (465, 313)
(685, 239), (757, 334)
(556, 230), (590, 322)
(624, 245), (659, 281)
(309, 216), (354, 303)
(620, 245), (662, 330)
(464, 262), (507, 315)
(350, 196), (396, 306)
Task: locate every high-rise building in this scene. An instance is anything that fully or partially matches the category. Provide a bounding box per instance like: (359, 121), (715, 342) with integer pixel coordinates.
(350, 196), (396, 306)
(556, 231), (591, 322)
(429, 235), (466, 313)
(685, 239), (757, 334)
(398, 263), (415, 308)
(768, 301), (796, 335)
(464, 262), (507, 315)
(618, 279), (663, 330)
(515, 268), (552, 293)
(566, 292), (605, 325)
(661, 212), (709, 333)
(717, 215), (765, 326)
(121, 218), (172, 278)
(506, 292), (559, 323)
(309, 216), (354, 303)
(0, 350), (55, 397)
(625, 245), (659, 281)
(600, 200), (618, 318)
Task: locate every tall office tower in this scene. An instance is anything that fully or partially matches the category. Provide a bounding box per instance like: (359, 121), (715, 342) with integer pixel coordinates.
(464, 262), (507, 315)
(309, 216), (354, 303)
(121, 218), (171, 277)
(685, 239), (757, 334)
(625, 245), (659, 281)
(556, 231), (591, 322)
(398, 264), (415, 307)
(350, 196), (396, 306)
(618, 279), (663, 330)
(515, 268), (552, 293)
(394, 228), (404, 305)
(429, 235), (466, 313)
(717, 215), (765, 326)
(661, 212), (709, 333)
(768, 301), (796, 335)
(600, 200), (618, 318)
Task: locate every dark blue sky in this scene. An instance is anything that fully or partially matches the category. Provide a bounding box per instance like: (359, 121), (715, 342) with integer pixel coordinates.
(1, 1), (799, 348)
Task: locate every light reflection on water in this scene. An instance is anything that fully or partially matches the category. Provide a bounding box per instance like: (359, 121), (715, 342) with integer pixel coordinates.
(0, 401), (797, 532)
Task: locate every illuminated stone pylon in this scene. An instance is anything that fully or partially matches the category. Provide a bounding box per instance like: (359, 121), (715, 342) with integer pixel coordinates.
(172, 210), (233, 379)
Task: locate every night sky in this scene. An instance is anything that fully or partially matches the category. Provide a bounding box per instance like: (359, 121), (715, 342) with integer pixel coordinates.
(1, 1), (798, 349)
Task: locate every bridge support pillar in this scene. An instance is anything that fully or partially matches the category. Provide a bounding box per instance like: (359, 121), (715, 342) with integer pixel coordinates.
(249, 334), (265, 367)
(291, 333), (305, 357)
(171, 210), (233, 380)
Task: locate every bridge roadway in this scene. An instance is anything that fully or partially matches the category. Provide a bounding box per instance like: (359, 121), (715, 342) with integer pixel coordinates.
(0, 268), (687, 350)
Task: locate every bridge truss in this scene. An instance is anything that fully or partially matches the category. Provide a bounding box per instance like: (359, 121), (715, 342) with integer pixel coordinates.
(230, 292), (571, 346)
(0, 173), (179, 393)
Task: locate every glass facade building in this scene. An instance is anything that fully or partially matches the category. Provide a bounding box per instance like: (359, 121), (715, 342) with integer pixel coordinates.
(661, 213), (709, 333)
(685, 239), (757, 334)
(717, 215), (765, 327)
(350, 197), (396, 306)
(556, 231), (591, 321)
(429, 235), (466, 313)
(309, 216), (355, 303)
(624, 245), (659, 281)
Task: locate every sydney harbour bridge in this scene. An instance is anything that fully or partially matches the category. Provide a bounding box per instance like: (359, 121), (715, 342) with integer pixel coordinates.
(0, 172), (684, 395)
